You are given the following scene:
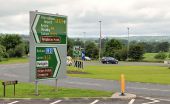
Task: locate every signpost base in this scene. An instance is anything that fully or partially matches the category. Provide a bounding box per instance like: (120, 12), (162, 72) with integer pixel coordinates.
(55, 79), (58, 92)
(35, 80), (39, 96)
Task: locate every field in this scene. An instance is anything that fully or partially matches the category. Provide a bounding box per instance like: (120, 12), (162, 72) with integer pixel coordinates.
(68, 65), (170, 84)
(143, 53), (169, 62)
(0, 81), (112, 98)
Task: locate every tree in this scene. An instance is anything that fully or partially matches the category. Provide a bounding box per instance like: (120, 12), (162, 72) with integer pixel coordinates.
(128, 44), (144, 61)
(14, 44), (25, 57)
(1, 34), (23, 51)
(155, 42), (169, 52)
(0, 45), (6, 61)
(104, 39), (122, 57)
(85, 41), (99, 59)
(67, 38), (74, 56)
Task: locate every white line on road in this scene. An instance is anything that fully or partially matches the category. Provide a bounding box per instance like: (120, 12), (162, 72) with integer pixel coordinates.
(141, 97), (160, 104)
(127, 87), (170, 92)
(90, 99), (99, 104)
(128, 99), (135, 104)
(50, 100), (62, 104)
(8, 101), (19, 104)
(140, 96), (170, 102)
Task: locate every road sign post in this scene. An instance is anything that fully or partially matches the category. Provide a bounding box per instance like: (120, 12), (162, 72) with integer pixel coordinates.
(30, 11), (67, 95)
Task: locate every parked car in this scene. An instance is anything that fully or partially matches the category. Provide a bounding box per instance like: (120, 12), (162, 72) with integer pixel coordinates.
(85, 56), (91, 61)
(67, 56), (73, 66)
(101, 57), (118, 64)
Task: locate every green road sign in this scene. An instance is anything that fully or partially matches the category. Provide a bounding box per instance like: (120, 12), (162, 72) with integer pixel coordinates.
(36, 47), (61, 79)
(73, 46), (81, 57)
(32, 14), (67, 44)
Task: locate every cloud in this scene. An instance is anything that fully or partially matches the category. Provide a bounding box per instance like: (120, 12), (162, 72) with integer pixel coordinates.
(0, 0), (170, 37)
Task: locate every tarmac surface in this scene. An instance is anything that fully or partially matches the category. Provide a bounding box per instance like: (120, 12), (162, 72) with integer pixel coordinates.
(0, 62), (170, 104)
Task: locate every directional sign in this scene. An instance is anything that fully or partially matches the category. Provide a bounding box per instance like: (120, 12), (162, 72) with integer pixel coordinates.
(36, 47), (61, 79)
(32, 14), (67, 44)
(73, 46), (81, 57)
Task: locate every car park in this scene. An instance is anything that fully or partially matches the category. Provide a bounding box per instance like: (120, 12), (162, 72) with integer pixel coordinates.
(101, 57), (118, 64)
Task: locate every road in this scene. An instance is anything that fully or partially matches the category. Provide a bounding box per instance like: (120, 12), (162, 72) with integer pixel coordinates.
(0, 97), (170, 104)
(0, 62), (170, 102)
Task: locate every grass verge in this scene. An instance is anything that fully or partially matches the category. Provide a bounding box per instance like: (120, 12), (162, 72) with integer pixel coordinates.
(0, 57), (29, 64)
(68, 65), (170, 84)
(0, 81), (112, 98)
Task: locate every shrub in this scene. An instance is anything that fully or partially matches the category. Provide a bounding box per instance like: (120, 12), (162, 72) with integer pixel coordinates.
(154, 52), (167, 59)
(14, 44), (25, 57)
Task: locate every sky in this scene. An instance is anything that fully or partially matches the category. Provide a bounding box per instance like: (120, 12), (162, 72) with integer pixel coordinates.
(0, 0), (170, 38)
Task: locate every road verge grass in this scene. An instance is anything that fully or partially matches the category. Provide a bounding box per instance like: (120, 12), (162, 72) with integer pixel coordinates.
(0, 57), (29, 64)
(68, 65), (170, 84)
(0, 81), (112, 98)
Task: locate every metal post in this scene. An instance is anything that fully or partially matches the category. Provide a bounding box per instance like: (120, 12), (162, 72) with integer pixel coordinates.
(99, 21), (102, 62)
(14, 84), (15, 96)
(55, 79), (58, 91)
(3, 85), (5, 97)
(35, 80), (39, 96)
(127, 27), (130, 61)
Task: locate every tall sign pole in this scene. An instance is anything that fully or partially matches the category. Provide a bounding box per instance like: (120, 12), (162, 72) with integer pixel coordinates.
(127, 27), (130, 61)
(29, 11), (67, 95)
(99, 21), (102, 61)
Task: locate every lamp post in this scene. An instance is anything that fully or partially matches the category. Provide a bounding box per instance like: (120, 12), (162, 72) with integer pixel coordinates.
(99, 21), (102, 61)
(127, 27), (130, 61)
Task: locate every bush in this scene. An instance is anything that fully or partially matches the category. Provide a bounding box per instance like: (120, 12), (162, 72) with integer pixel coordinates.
(169, 53), (170, 59)
(128, 45), (144, 61)
(154, 52), (167, 59)
(7, 49), (15, 57)
(14, 44), (25, 57)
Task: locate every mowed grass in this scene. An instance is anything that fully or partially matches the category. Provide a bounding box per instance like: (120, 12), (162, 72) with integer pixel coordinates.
(0, 81), (112, 98)
(68, 65), (170, 84)
(143, 53), (169, 62)
(0, 57), (29, 64)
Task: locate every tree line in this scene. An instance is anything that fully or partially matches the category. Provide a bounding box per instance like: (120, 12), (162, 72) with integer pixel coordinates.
(0, 34), (29, 61)
(68, 38), (170, 61)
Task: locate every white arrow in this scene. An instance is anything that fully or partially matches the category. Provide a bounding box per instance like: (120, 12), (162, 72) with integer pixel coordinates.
(142, 97), (160, 104)
(53, 48), (61, 77)
(32, 14), (40, 43)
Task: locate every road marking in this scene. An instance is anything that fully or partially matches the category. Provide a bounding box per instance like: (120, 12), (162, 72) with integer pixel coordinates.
(141, 97), (160, 104)
(65, 81), (101, 86)
(128, 99), (135, 104)
(90, 99), (99, 104)
(140, 96), (170, 102)
(50, 100), (62, 104)
(8, 101), (19, 104)
(127, 87), (170, 92)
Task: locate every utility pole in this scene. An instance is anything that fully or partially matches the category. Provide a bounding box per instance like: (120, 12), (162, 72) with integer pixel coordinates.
(83, 32), (86, 50)
(127, 27), (130, 61)
(99, 21), (102, 61)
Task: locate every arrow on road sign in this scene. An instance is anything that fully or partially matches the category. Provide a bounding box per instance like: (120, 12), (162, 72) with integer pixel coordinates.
(32, 14), (40, 43)
(53, 48), (61, 77)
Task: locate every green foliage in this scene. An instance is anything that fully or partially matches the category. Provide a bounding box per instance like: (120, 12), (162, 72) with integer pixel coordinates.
(104, 39), (122, 57)
(154, 52), (167, 59)
(85, 41), (99, 59)
(1, 34), (23, 51)
(67, 38), (74, 57)
(14, 44), (25, 57)
(24, 41), (29, 55)
(0, 45), (7, 61)
(169, 53), (170, 59)
(129, 44), (144, 61)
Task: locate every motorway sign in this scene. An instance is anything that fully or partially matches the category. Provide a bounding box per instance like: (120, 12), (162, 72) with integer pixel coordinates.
(73, 46), (81, 57)
(32, 14), (67, 44)
(36, 47), (61, 79)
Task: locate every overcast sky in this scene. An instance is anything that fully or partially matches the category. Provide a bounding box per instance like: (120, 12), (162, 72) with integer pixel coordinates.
(0, 0), (170, 37)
